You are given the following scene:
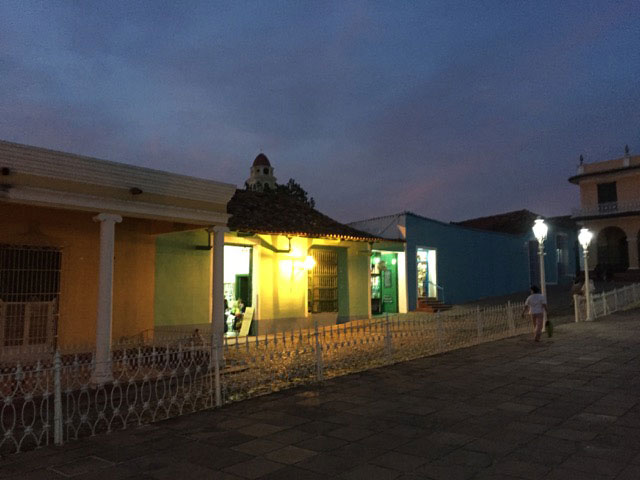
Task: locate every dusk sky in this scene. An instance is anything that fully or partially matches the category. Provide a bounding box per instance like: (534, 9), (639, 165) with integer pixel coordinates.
(1, 1), (639, 223)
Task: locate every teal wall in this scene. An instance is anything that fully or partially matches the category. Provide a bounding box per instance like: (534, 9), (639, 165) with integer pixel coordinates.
(404, 214), (577, 308)
(406, 214), (530, 307)
(154, 230), (210, 326)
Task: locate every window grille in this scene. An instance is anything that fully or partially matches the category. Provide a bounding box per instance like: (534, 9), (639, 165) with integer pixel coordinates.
(308, 249), (338, 313)
(0, 244), (60, 350)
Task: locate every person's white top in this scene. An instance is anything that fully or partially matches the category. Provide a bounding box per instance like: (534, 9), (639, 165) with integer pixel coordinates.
(525, 293), (547, 315)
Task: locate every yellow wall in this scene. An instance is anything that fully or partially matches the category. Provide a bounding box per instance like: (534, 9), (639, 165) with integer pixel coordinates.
(0, 203), (158, 348)
(224, 233), (371, 327)
(580, 171), (640, 208)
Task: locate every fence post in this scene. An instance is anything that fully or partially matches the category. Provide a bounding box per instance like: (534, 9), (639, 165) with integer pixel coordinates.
(213, 345), (222, 407)
(384, 313), (392, 359)
(476, 306), (483, 343)
(314, 318), (324, 381)
(507, 301), (515, 335)
(613, 288), (619, 312)
(602, 293), (608, 317)
(53, 350), (63, 446)
(573, 295), (580, 322)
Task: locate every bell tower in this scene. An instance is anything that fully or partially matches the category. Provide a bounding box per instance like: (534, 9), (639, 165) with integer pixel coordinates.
(245, 153), (277, 191)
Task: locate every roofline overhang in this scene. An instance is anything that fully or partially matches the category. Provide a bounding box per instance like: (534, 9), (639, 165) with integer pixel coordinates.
(228, 228), (393, 243)
(0, 140), (238, 205)
(571, 210), (640, 221)
(2, 185), (230, 225)
(568, 164), (640, 184)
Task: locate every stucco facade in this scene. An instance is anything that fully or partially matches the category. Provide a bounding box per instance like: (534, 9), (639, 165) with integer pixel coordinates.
(154, 230), (371, 335)
(0, 140), (235, 365)
(352, 212), (577, 309)
(570, 153), (640, 273)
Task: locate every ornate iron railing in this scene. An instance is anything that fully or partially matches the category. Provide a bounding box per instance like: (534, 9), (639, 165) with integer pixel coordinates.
(572, 200), (640, 218)
(5, 299), (593, 456)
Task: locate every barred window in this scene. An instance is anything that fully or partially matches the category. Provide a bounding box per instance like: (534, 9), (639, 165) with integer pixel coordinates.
(0, 245), (60, 347)
(308, 249), (338, 313)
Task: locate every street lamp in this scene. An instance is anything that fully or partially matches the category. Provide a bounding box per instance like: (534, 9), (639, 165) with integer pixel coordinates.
(578, 228), (594, 321)
(532, 218), (548, 325)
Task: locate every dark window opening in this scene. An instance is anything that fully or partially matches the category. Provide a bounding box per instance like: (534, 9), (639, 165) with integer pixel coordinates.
(597, 182), (617, 204)
(0, 244), (60, 347)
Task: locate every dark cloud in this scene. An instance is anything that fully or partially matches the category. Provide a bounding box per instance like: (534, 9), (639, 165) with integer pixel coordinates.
(1, 0), (639, 223)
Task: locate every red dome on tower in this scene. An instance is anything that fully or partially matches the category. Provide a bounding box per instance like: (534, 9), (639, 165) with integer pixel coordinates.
(253, 153), (271, 167)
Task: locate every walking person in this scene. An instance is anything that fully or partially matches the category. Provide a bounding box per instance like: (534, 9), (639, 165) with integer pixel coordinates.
(522, 285), (548, 342)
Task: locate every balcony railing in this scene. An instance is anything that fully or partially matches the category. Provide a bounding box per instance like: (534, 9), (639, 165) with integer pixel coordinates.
(572, 200), (640, 218)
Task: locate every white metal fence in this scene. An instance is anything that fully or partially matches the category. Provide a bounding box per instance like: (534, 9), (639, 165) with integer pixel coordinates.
(1, 299), (567, 455)
(574, 283), (640, 322)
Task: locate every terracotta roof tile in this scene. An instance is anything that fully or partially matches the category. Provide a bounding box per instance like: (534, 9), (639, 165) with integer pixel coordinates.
(227, 189), (382, 242)
(455, 209), (577, 235)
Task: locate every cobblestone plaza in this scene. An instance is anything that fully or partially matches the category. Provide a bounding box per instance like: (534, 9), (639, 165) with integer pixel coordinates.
(3, 309), (640, 479)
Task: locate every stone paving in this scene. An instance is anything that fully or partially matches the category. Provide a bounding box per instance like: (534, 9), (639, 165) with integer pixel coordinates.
(3, 309), (640, 479)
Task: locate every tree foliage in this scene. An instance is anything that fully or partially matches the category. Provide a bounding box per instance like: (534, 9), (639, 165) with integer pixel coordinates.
(276, 178), (315, 208)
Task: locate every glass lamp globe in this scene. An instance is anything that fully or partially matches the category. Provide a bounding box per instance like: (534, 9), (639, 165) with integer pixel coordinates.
(532, 218), (548, 243)
(578, 228), (593, 250)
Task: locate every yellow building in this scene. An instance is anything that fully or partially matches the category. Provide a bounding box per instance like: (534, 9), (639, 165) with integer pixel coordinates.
(153, 154), (383, 336)
(0, 140), (235, 372)
(570, 149), (640, 276)
(224, 189), (379, 333)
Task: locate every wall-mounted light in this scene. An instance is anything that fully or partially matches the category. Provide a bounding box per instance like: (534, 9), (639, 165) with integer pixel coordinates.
(302, 255), (316, 270)
(293, 255), (316, 270)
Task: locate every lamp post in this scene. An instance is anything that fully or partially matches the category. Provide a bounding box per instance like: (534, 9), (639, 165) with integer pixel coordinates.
(532, 218), (548, 324)
(578, 228), (594, 321)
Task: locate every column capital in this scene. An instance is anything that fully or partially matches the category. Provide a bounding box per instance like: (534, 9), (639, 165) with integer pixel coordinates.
(93, 213), (123, 224)
(208, 225), (230, 234)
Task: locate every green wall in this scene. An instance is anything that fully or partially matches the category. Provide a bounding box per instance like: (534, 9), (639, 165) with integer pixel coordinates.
(337, 248), (350, 321)
(154, 230), (211, 326)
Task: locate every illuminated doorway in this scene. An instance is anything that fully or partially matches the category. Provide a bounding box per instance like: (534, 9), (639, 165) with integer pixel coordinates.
(224, 245), (252, 308)
(416, 247), (438, 300)
(371, 252), (398, 315)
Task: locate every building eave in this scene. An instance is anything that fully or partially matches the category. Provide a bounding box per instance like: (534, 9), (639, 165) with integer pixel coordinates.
(571, 210), (640, 222)
(0, 140), (237, 206)
(229, 228), (386, 243)
(568, 164), (640, 184)
(2, 185), (230, 225)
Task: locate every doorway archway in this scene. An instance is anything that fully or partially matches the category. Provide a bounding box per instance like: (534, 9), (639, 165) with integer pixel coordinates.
(596, 226), (628, 274)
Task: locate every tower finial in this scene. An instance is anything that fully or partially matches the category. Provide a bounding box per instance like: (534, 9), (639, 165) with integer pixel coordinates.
(579, 154), (584, 165)
(624, 144), (630, 156)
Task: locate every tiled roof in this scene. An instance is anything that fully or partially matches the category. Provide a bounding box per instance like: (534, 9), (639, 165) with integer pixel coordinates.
(455, 209), (578, 235)
(227, 189), (383, 242)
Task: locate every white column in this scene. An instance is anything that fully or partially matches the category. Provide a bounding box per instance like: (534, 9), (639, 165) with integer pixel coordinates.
(92, 213), (122, 383)
(210, 226), (229, 356)
(397, 251), (408, 314)
(538, 241), (547, 326)
(367, 246), (372, 319)
(583, 247), (592, 321)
